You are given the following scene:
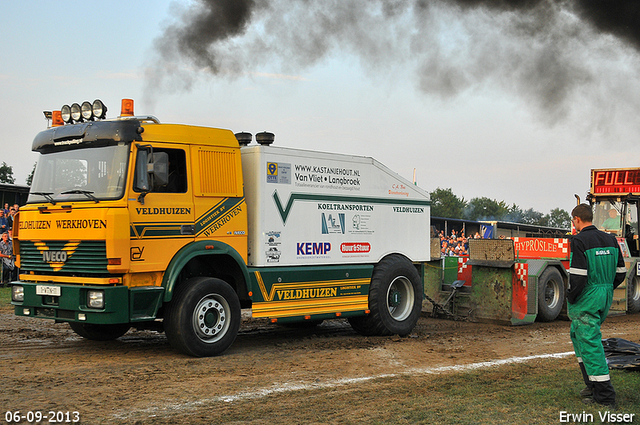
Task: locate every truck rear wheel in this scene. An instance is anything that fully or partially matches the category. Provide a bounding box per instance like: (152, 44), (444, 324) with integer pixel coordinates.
(68, 322), (130, 341)
(164, 277), (241, 357)
(628, 275), (640, 314)
(537, 268), (564, 322)
(349, 255), (422, 336)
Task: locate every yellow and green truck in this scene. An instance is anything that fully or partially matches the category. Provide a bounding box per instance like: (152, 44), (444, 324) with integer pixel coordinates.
(11, 99), (431, 357)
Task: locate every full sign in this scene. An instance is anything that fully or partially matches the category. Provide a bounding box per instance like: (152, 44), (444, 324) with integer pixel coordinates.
(591, 168), (640, 195)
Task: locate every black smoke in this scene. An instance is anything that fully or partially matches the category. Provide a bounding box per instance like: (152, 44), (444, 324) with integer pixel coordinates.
(575, 0), (640, 50)
(451, 0), (640, 49)
(157, 0), (257, 72)
(146, 0), (640, 125)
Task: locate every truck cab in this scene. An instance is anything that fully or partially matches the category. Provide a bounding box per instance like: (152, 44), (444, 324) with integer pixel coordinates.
(588, 168), (640, 313)
(13, 100), (251, 354)
(592, 198), (640, 257)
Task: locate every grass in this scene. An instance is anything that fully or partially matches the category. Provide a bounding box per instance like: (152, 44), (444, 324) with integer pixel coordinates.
(388, 361), (640, 425)
(0, 285), (11, 309)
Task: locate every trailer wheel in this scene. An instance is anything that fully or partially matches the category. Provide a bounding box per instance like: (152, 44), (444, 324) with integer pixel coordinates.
(164, 277), (241, 357)
(348, 255), (422, 336)
(628, 275), (640, 314)
(537, 268), (564, 322)
(68, 322), (130, 341)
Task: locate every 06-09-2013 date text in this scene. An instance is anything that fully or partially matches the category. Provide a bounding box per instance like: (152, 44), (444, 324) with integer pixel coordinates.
(5, 411), (80, 424)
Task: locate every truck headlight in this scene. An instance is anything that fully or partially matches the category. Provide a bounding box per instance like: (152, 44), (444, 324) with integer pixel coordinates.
(11, 285), (24, 302)
(87, 290), (105, 309)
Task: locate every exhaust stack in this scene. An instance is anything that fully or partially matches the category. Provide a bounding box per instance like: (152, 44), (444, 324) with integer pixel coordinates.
(256, 132), (275, 146)
(235, 132), (253, 146)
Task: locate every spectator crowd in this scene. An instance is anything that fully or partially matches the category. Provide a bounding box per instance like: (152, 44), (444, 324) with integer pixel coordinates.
(0, 203), (19, 286)
(438, 229), (483, 257)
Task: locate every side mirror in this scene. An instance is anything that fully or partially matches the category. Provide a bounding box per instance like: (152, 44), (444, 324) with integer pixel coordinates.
(135, 148), (150, 192)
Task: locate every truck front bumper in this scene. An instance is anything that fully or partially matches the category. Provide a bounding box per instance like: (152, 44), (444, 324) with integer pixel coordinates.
(12, 281), (132, 324)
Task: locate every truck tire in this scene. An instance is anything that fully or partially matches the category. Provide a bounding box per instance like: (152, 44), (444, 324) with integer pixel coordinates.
(348, 255), (422, 336)
(68, 322), (130, 341)
(537, 268), (564, 322)
(164, 277), (241, 357)
(628, 275), (640, 314)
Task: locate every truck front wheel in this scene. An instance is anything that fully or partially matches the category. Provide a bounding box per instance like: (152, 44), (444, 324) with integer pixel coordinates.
(68, 322), (130, 341)
(349, 255), (422, 336)
(537, 268), (565, 322)
(164, 277), (241, 357)
(628, 275), (640, 314)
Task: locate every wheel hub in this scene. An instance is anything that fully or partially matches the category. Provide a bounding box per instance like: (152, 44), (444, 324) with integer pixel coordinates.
(386, 276), (414, 321)
(193, 296), (229, 342)
(389, 289), (401, 307)
(544, 281), (560, 308)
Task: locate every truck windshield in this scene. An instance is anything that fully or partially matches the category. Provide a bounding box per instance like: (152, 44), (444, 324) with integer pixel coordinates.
(593, 200), (627, 236)
(28, 143), (129, 203)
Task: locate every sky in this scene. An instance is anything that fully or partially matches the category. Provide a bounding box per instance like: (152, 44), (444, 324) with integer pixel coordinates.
(2, 1), (640, 215)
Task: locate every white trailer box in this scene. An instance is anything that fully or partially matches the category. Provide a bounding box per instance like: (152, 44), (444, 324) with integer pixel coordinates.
(241, 145), (431, 267)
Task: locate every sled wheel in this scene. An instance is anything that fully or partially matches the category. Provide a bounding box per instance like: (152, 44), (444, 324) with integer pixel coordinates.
(69, 322), (130, 341)
(164, 277), (241, 357)
(349, 255), (422, 336)
(537, 268), (564, 322)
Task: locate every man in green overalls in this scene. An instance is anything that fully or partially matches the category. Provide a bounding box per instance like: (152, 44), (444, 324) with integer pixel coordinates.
(568, 204), (626, 408)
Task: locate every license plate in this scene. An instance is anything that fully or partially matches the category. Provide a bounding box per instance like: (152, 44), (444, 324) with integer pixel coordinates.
(36, 285), (61, 297)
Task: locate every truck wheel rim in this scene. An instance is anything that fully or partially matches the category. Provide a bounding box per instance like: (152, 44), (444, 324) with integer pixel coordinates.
(193, 294), (230, 343)
(387, 276), (414, 321)
(632, 277), (640, 302)
(543, 279), (561, 309)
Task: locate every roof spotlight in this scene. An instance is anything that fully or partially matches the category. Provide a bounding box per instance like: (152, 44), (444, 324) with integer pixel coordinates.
(70, 103), (82, 122)
(92, 99), (107, 119)
(81, 101), (93, 121)
(61, 105), (72, 123)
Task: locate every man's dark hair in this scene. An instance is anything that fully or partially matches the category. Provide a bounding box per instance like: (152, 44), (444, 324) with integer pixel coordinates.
(571, 204), (593, 222)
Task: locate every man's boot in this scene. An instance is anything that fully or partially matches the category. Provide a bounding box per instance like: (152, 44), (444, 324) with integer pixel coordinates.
(587, 380), (616, 408)
(578, 361), (593, 398)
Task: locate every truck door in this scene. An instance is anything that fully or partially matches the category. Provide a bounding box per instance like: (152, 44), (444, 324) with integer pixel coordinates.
(624, 200), (639, 257)
(129, 145), (195, 273)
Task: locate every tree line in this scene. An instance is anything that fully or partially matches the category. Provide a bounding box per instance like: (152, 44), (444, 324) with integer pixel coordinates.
(430, 187), (571, 229)
(0, 162), (36, 186)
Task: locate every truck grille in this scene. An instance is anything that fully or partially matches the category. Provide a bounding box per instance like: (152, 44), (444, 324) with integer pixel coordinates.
(19, 240), (108, 274)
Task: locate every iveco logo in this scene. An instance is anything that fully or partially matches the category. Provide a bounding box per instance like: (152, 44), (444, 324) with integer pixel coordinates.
(43, 250), (68, 263)
(34, 241), (80, 272)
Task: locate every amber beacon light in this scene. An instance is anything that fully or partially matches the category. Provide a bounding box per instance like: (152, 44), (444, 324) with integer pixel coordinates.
(51, 111), (64, 127)
(121, 98), (134, 117)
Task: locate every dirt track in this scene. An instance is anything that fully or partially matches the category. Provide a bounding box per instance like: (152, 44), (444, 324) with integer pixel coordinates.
(1, 305), (640, 424)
